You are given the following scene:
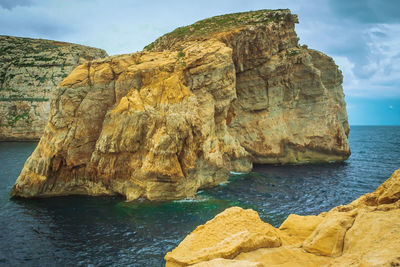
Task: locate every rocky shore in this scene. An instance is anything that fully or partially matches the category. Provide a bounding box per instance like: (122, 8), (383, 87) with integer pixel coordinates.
(165, 168), (400, 266)
(11, 9), (350, 200)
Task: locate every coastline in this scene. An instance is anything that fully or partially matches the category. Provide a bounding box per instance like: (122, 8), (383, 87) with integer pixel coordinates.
(165, 168), (400, 266)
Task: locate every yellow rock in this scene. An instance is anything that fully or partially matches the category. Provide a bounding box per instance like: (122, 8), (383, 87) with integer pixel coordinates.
(278, 214), (324, 244)
(236, 247), (330, 267)
(302, 211), (356, 257)
(11, 9), (350, 200)
(190, 258), (263, 267)
(165, 207), (281, 266)
(165, 168), (400, 267)
(376, 169), (400, 204)
(60, 63), (89, 87)
(328, 209), (400, 266)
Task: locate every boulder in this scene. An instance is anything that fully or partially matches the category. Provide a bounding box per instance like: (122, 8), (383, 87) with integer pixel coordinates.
(165, 169), (400, 266)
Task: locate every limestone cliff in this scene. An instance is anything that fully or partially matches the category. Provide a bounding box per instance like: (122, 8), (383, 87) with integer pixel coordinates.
(165, 168), (400, 267)
(0, 35), (108, 140)
(146, 9), (350, 164)
(11, 9), (350, 200)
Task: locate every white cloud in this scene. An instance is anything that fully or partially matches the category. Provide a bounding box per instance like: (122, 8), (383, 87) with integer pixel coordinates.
(333, 56), (359, 94)
(0, 0), (399, 99)
(308, 22), (400, 99)
(363, 24), (400, 83)
(339, 23), (400, 98)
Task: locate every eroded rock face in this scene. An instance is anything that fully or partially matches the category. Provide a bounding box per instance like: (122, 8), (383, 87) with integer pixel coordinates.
(165, 168), (400, 267)
(11, 40), (250, 200)
(0, 35), (107, 140)
(165, 207), (282, 266)
(147, 9), (350, 164)
(11, 9), (350, 200)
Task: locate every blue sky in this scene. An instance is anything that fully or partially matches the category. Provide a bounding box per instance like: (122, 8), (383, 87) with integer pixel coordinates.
(0, 0), (399, 125)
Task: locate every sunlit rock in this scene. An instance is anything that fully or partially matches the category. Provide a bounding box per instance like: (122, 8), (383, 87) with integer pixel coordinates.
(11, 9), (350, 200)
(165, 169), (400, 266)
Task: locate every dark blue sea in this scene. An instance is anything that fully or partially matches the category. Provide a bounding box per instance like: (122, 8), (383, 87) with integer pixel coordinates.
(0, 126), (399, 266)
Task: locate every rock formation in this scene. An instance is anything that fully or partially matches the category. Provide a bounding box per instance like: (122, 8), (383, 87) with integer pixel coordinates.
(11, 9), (350, 200)
(0, 35), (108, 140)
(165, 168), (400, 266)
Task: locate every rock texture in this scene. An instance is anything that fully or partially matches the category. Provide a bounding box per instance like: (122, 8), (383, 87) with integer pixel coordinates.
(146, 9), (350, 164)
(165, 168), (400, 267)
(0, 35), (108, 140)
(11, 9), (350, 200)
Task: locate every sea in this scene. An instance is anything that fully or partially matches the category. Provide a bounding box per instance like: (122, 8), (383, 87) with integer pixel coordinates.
(0, 126), (399, 266)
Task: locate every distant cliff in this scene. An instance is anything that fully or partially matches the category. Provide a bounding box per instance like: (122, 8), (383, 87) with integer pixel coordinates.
(11, 9), (350, 200)
(0, 35), (108, 140)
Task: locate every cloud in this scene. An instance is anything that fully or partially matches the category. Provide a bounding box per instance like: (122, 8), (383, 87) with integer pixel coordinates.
(328, 0), (400, 23)
(0, 0), (399, 101)
(0, 3), (74, 38)
(333, 56), (359, 93)
(349, 23), (400, 98)
(364, 24), (400, 78)
(0, 0), (32, 10)
(293, 1), (400, 98)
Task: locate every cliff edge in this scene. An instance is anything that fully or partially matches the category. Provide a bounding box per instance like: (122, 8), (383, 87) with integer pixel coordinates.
(11, 9), (350, 200)
(165, 168), (400, 266)
(0, 35), (108, 140)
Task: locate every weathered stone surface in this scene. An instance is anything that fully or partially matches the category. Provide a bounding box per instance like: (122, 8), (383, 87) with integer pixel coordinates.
(191, 258), (263, 267)
(302, 211), (356, 257)
(11, 9), (350, 200)
(278, 214), (323, 244)
(229, 48), (350, 164)
(0, 35), (107, 140)
(165, 207), (281, 266)
(235, 247), (330, 267)
(11, 40), (250, 200)
(147, 9), (350, 164)
(165, 168), (400, 266)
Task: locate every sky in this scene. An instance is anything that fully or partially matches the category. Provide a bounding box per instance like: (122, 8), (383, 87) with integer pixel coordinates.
(0, 0), (399, 125)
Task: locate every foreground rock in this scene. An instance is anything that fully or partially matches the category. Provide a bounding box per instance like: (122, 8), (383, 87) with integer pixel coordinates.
(0, 35), (107, 140)
(165, 168), (400, 266)
(11, 9), (350, 200)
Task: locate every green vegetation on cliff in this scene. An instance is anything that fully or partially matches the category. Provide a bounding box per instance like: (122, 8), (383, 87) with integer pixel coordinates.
(144, 9), (296, 51)
(6, 111), (31, 126)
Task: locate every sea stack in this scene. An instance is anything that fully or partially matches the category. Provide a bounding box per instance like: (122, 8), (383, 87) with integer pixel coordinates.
(11, 9), (350, 200)
(0, 35), (108, 140)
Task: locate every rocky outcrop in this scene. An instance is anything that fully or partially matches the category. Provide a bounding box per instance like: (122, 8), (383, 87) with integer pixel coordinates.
(11, 9), (350, 200)
(146, 9), (350, 164)
(0, 35), (108, 140)
(165, 168), (400, 266)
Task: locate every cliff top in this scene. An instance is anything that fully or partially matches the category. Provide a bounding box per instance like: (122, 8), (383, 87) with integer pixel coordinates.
(144, 9), (298, 51)
(0, 34), (108, 100)
(0, 35), (108, 52)
(0, 35), (108, 66)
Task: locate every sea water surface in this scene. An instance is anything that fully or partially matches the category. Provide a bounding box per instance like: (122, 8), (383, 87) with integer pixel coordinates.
(0, 126), (399, 266)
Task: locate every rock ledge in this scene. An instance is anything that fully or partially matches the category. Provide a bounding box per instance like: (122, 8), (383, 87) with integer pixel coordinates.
(165, 168), (400, 266)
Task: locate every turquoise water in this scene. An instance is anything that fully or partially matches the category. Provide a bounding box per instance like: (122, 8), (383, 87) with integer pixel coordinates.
(0, 126), (399, 266)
